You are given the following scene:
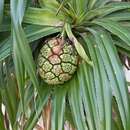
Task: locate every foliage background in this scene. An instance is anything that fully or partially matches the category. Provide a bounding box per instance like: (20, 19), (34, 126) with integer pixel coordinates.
(1, 0), (130, 130)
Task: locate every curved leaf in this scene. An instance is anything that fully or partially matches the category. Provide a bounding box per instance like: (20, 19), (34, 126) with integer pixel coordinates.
(86, 2), (130, 20)
(92, 19), (130, 47)
(51, 86), (67, 130)
(0, 0), (4, 24)
(65, 23), (93, 66)
(85, 29), (130, 130)
(83, 34), (112, 130)
(0, 25), (61, 62)
(78, 63), (98, 130)
(24, 7), (64, 26)
(24, 85), (50, 130)
(68, 75), (88, 130)
(104, 11), (130, 21)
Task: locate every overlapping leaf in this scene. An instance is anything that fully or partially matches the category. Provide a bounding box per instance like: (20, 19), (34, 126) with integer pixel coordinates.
(0, 26), (61, 62)
(24, 7), (64, 26)
(24, 85), (50, 130)
(51, 86), (67, 130)
(84, 29), (130, 130)
(82, 34), (112, 130)
(85, 2), (130, 21)
(0, 0), (4, 24)
(92, 19), (130, 47)
(68, 75), (88, 130)
(77, 63), (98, 130)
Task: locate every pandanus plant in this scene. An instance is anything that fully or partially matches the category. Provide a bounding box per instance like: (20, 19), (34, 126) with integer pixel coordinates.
(1, 0), (130, 130)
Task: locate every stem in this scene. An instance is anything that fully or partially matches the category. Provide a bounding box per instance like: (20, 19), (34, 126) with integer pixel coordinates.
(35, 124), (43, 130)
(42, 98), (51, 130)
(4, 111), (9, 130)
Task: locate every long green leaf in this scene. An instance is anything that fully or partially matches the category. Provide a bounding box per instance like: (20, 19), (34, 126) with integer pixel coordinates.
(88, 0), (97, 9)
(85, 2), (130, 21)
(104, 11), (130, 21)
(78, 63), (98, 130)
(16, 83), (34, 125)
(0, 107), (6, 130)
(51, 86), (67, 130)
(24, 7), (64, 26)
(64, 104), (75, 128)
(72, 0), (88, 15)
(65, 23), (93, 66)
(0, 38), (12, 61)
(0, 0), (4, 24)
(24, 85), (50, 130)
(113, 39), (130, 52)
(0, 93), (6, 130)
(39, 0), (60, 9)
(112, 98), (124, 130)
(100, 32), (130, 130)
(13, 32), (25, 112)
(0, 26), (61, 62)
(68, 75), (88, 130)
(0, 61), (18, 127)
(86, 29), (130, 130)
(94, 0), (111, 8)
(83, 34), (111, 130)
(0, 24), (11, 32)
(117, 47), (130, 58)
(25, 25), (61, 43)
(92, 19), (130, 47)
(11, 0), (41, 95)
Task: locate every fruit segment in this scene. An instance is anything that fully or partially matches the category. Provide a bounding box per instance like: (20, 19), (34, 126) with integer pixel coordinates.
(37, 37), (79, 85)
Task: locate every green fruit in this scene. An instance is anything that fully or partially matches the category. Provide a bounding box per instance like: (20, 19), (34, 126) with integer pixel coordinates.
(37, 37), (78, 85)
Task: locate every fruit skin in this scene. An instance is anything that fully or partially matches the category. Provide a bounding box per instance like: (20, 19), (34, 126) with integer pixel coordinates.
(37, 37), (79, 85)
